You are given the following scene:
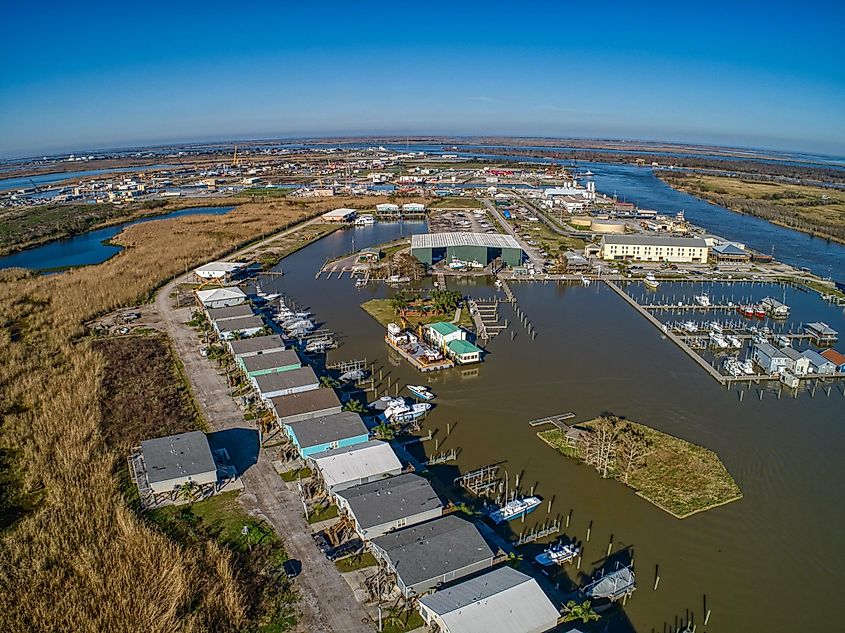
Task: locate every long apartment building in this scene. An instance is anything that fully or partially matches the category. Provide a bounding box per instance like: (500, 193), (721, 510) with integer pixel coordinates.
(599, 234), (708, 263)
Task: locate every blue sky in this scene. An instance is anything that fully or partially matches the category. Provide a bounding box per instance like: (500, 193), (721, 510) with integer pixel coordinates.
(1, 1), (843, 158)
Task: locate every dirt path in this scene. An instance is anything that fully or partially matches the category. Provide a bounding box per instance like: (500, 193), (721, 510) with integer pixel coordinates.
(152, 219), (372, 633)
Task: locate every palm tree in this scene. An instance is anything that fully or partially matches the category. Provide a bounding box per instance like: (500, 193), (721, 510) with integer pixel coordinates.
(342, 399), (366, 413)
(563, 600), (600, 624)
(390, 290), (410, 314)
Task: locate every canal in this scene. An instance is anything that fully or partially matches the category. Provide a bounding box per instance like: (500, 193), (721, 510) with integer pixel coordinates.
(261, 222), (844, 633)
(0, 205), (235, 270)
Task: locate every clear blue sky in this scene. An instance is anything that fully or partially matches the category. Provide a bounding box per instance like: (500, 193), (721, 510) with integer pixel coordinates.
(1, 0), (843, 158)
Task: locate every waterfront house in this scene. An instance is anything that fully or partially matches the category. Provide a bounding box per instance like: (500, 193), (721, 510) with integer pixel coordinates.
(227, 334), (286, 358)
(425, 322), (467, 347)
(254, 366), (319, 400)
(206, 304), (254, 323)
(309, 440), (402, 493)
(238, 349), (301, 378)
(369, 515), (494, 598)
(269, 388), (342, 426)
(376, 203), (400, 214)
(820, 348), (845, 372)
(214, 315), (265, 340)
(781, 346), (811, 376)
(711, 242), (750, 263)
(194, 261), (247, 282)
(417, 566), (560, 633)
(195, 287), (247, 309)
(805, 322), (839, 346)
(402, 202), (426, 214)
(129, 431), (217, 500)
(446, 339), (483, 364)
(801, 349), (836, 375)
(752, 342), (789, 374)
(284, 411), (369, 459)
(334, 473), (443, 540)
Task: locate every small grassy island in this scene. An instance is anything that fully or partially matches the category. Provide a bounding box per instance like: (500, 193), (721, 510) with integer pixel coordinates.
(539, 416), (742, 518)
(361, 288), (474, 329)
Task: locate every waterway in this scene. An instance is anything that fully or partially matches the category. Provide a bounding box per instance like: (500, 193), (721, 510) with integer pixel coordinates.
(0, 205), (234, 270)
(0, 164), (174, 191)
(256, 222), (844, 633)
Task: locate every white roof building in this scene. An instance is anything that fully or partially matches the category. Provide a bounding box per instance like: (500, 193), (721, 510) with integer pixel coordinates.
(310, 440), (402, 492)
(322, 208), (358, 222)
(418, 566), (560, 633)
(194, 261), (247, 280)
(195, 287), (248, 308)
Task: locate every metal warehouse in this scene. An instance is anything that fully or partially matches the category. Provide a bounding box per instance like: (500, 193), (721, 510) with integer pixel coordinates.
(411, 232), (523, 267)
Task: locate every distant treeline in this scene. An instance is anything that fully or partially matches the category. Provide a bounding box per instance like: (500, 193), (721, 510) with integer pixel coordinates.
(459, 147), (845, 186)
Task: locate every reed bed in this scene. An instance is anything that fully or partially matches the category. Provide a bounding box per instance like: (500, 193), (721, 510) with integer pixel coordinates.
(0, 198), (353, 632)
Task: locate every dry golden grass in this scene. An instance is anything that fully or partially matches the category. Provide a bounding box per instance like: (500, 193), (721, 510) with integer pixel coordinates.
(0, 197), (362, 632)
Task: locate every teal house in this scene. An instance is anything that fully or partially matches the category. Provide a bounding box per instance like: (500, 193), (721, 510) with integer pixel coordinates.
(284, 411), (370, 458)
(238, 349), (301, 377)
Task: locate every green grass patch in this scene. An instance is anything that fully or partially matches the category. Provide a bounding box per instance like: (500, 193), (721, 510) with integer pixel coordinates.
(334, 551), (378, 572)
(381, 609), (425, 633)
(280, 467), (312, 482)
(307, 504), (339, 524)
(539, 417), (742, 518)
(361, 298), (473, 329)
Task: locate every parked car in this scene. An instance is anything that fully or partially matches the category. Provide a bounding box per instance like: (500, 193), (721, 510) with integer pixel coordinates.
(282, 559), (301, 579)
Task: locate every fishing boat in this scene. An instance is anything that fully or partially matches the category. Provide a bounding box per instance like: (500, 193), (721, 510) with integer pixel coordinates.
(775, 334), (790, 347)
(535, 541), (580, 567)
(390, 402), (432, 423)
(354, 214), (375, 225)
(738, 304), (756, 318)
(694, 293), (711, 307)
(681, 320), (698, 333)
(448, 259), (468, 270)
(643, 273), (659, 290)
(741, 359), (755, 375)
(726, 335), (742, 349)
(486, 496), (542, 524)
(407, 385), (435, 401)
(709, 321), (723, 334)
(370, 396), (405, 411)
(709, 332), (729, 349)
(754, 305), (767, 319)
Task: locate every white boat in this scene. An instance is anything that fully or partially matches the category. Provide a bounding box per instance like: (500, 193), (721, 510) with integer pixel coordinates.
(370, 396), (405, 411)
(682, 321), (698, 333)
(494, 279), (503, 289)
(390, 402), (432, 423)
(741, 359), (755, 375)
(487, 496), (542, 524)
(723, 358), (742, 376)
(643, 274), (659, 289)
(354, 214), (375, 225)
(535, 541), (580, 567)
(709, 321), (723, 334)
(775, 334), (790, 347)
(694, 293), (711, 307)
(407, 385), (435, 401)
(305, 336), (335, 353)
(726, 335), (742, 348)
(581, 276), (591, 286)
(355, 278), (367, 288)
(448, 259), (468, 270)
(710, 332), (729, 349)
(340, 369), (366, 382)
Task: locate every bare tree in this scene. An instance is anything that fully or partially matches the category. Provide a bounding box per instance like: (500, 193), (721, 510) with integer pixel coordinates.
(581, 417), (620, 478)
(616, 424), (652, 484)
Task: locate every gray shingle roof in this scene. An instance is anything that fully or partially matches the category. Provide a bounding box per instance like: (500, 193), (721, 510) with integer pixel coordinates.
(215, 315), (265, 332)
(336, 473), (442, 529)
(254, 366), (319, 393)
(241, 349), (301, 372)
(206, 304), (254, 321)
(228, 334), (286, 356)
(371, 515), (493, 588)
(140, 431), (216, 484)
(419, 565), (533, 613)
(286, 411), (368, 448)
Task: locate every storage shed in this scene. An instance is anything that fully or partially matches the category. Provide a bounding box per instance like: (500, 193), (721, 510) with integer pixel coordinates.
(284, 411), (369, 458)
(335, 473), (443, 540)
(310, 440), (402, 492)
(369, 515), (494, 598)
(417, 566), (560, 633)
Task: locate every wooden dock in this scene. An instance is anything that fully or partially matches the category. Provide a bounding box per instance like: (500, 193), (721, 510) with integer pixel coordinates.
(529, 412), (576, 428)
(384, 335), (454, 373)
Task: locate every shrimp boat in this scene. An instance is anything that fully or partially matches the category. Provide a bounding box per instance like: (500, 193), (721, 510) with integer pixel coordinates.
(407, 385), (435, 401)
(738, 304), (756, 318)
(754, 305), (767, 319)
(486, 496), (542, 524)
(643, 274), (659, 290)
(535, 541), (580, 567)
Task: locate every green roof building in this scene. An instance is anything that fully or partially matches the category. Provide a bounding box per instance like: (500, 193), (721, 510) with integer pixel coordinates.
(446, 339), (482, 365)
(411, 232), (523, 268)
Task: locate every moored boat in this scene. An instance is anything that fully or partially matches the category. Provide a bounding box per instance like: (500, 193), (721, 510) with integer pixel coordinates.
(390, 402), (432, 423)
(486, 496), (542, 524)
(694, 293), (711, 307)
(535, 541), (580, 566)
(407, 384), (435, 401)
(643, 273), (659, 290)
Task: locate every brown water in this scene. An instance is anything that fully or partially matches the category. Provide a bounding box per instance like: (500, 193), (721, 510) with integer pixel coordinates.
(269, 223), (845, 633)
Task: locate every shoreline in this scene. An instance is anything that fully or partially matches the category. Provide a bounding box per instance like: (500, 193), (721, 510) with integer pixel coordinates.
(657, 173), (845, 247)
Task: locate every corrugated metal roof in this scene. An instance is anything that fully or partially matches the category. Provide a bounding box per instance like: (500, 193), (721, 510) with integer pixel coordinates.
(206, 304), (254, 321)
(241, 349), (301, 372)
(336, 473), (442, 529)
(254, 366), (319, 393)
(447, 339), (482, 355)
(428, 321), (460, 336)
(419, 567), (559, 633)
(411, 232), (521, 250)
(311, 440), (402, 489)
(215, 315), (265, 332)
(196, 287), (247, 302)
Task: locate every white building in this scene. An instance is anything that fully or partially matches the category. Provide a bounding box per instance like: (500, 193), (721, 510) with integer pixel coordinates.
(310, 440), (402, 492)
(402, 202), (426, 213)
(418, 566), (560, 633)
(600, 235), (708, 263)
(195, 287), (248, 309)
(194, 261), (247, 281)
(376, 203), (400, 214)
(781, 347), (811, 376)
(752, 342), (789, 374)
(322, 208), (357, 222)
